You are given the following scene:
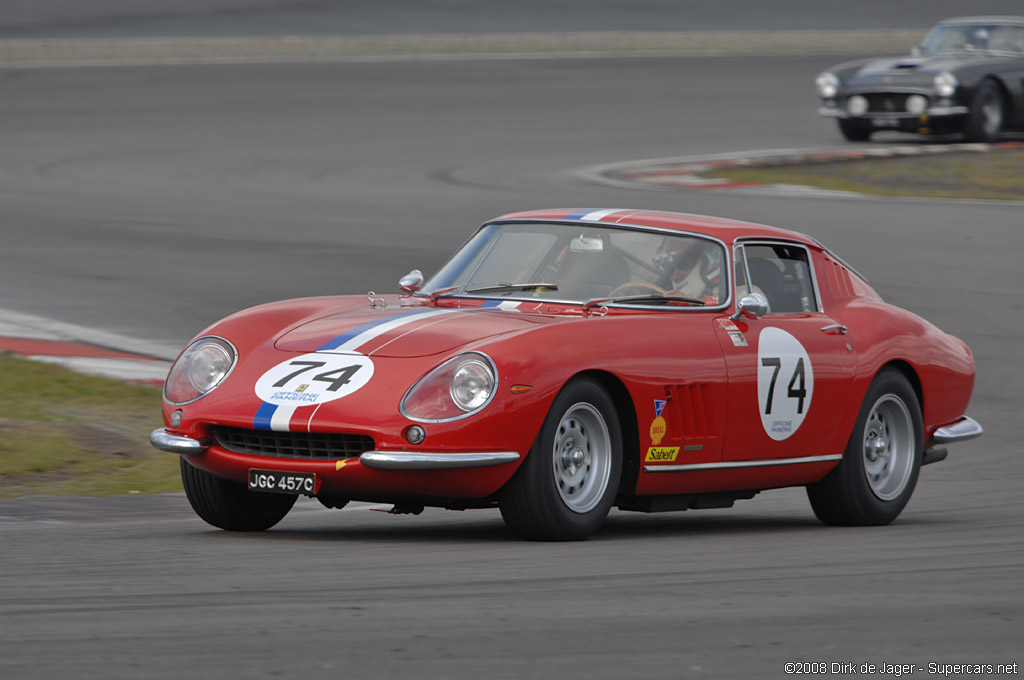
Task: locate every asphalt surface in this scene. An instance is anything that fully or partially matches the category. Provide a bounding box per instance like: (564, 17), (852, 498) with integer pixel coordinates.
(1, 2), (1022, 679)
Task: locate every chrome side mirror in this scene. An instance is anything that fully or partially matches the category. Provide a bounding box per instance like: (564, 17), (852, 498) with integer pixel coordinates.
(730, 293), (768, 321)
(399, 269), (423, 294)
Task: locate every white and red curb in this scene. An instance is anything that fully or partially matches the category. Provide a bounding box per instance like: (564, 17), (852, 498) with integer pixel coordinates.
(0, 308), (177, 385)
(580, 142), (1024, 196)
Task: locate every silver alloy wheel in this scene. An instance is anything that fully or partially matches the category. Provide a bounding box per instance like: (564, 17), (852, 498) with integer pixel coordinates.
(551, 402), (612, 514)
(981, 88), (1004, 138)
(862, 395), (914, 501)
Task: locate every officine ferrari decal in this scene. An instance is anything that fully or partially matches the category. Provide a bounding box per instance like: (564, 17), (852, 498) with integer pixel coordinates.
(757, 327), (814, 441)
(649, 400), (668, 445)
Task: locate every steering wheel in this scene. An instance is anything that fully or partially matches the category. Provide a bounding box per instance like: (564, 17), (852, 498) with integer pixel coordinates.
(608, 281), (667, 297)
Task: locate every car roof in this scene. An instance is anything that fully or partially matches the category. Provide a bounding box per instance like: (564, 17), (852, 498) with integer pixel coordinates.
(490, 208), (819, 248)
(937, 16), (1024, 27)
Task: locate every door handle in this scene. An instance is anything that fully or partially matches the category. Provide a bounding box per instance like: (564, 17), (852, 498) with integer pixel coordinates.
(820, 323), (847, 335)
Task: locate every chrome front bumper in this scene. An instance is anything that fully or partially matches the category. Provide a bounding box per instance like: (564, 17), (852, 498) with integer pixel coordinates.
(149, 429), (519, 470)
(818, 105), (969, 119)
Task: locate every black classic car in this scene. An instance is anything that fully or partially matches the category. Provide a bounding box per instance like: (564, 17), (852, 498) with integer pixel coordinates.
(817, 16), (1024, 142)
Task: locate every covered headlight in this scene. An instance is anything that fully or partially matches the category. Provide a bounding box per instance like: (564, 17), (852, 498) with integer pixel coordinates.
(164, 336), (237, 405)
(816, 72), (839, 98)
(934, 71), (958, 97)
(401, 352), (497, 422)
(847, 95), (868, 116)
(906, 94), (928, 114)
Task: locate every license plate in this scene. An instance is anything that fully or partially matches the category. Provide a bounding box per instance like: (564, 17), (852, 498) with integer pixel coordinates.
(248, 469), (317, 496)
(872, 118), (899, 128)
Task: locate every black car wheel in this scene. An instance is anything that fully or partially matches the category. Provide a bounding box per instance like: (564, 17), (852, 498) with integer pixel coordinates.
(499, 377), (622, 541)
(806, 368), (922, 526)
(838, 118), (872, 142)
(181, 458), (297, 531)
(963, 79), (1005, 142)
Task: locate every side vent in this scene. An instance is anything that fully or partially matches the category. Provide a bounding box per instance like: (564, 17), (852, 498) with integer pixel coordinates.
(824, 255), (855, 299)
(671, 383), (716, 439)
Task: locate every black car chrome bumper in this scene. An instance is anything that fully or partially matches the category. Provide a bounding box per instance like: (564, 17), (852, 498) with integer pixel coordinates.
(818, 105), (969, 119)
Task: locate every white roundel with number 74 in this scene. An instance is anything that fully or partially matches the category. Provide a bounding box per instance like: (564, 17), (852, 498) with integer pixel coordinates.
(757, 327), (814, 441)
(255, 353), (375, 406)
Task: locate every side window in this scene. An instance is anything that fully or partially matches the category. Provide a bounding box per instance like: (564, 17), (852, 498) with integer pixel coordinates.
(742, 244), (818, 313)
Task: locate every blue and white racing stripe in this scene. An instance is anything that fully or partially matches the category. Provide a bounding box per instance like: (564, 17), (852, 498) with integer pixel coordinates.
(253, 308), (458, 431)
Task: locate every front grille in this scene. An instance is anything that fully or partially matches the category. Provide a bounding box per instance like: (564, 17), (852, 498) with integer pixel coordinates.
(863, 93), (909, 113)
(213, 426), (374, 460)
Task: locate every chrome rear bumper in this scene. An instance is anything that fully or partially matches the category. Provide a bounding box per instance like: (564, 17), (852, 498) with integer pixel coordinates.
(931, 416), (983, 444)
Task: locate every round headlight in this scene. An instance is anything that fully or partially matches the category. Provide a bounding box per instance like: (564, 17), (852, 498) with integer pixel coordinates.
(401, 352), (498, 421)
(816, 72), (839, 98)
(847, 95), (868, 116)
(164, 336), (237, 405)
(934, 71), (958, 97)
(906, 94), (928, 114)
(450, 359), (495, 412)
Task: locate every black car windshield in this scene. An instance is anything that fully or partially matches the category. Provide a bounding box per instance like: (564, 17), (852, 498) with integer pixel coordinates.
(921, 23), (1024, 56)
(421, 221), (727, 307)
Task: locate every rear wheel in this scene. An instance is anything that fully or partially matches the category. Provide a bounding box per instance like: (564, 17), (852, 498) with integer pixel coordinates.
(963, 79), (1005, 142)
(499, 377), (622, 541)
(181, 458), (296, 531)
(806, 369), (922, 526)
(838, 119), (872, 142)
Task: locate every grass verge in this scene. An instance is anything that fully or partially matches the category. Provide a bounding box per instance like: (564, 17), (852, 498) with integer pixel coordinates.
(0, 353), (178, 498)
(706, 147), (1024, 201)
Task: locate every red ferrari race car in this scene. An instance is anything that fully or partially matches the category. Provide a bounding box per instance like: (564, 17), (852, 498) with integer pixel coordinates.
(151, 209), (982, 540)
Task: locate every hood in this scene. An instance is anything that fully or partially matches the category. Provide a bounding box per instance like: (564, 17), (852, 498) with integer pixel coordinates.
(849, 54), (991, 85)
(274, 305), (556, 358)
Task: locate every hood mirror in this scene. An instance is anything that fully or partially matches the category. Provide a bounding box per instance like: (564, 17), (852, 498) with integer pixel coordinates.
(399, 269), (424, 294)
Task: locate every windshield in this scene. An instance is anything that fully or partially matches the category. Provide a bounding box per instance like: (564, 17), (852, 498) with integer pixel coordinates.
(921, 23), (1024, 55)
(422, 221), (728, 307)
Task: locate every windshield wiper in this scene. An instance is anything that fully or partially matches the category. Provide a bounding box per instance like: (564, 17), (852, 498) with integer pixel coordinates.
(583, 293), (706, 309)
(465, 282), (559, 294)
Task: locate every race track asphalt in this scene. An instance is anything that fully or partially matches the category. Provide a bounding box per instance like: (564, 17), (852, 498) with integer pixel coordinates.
(1, 4), (1021, 679)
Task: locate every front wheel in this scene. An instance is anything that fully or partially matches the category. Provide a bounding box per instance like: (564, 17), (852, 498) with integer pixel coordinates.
(806, 368), (922, 526)
(499, 377), (622, 541)
(963, 79), (1005, 142)
(838, 118), (872, 142)
(181, 458), (297, 531)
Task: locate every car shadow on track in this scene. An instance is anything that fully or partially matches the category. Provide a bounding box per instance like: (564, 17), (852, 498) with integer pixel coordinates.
(189, 508), (942, 544)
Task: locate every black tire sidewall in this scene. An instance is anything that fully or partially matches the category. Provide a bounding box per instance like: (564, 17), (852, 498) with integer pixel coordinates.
(180, 458), (297, 531)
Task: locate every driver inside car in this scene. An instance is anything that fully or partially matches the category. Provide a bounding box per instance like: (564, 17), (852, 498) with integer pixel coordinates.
(654, 238), (722, 304)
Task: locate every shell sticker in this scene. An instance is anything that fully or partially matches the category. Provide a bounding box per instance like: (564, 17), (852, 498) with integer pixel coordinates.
(649, 400), (668, 445)
(757, 327), (814, 441)
(255, 352), (374, 407)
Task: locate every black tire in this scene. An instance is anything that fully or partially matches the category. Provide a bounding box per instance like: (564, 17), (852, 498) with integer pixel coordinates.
(807, 368), (922, 526)
(499, 377), (622, 541)
(180, 458), (296, 531)
(963, 79), (1005, 142)
(838, 118), (872, 142)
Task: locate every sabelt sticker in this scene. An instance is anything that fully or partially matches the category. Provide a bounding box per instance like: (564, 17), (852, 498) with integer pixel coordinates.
(645, 446), (680, 463)
(255, 352), (374, 406)
(757, 327), (814, 441)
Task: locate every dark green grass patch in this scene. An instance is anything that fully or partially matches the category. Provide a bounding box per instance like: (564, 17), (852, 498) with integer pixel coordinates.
(707, 148), (1024, 201)
(0, 353), (178, 497)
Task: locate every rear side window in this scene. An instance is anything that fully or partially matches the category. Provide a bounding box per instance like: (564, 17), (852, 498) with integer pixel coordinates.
(741, 243), (818, 313)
